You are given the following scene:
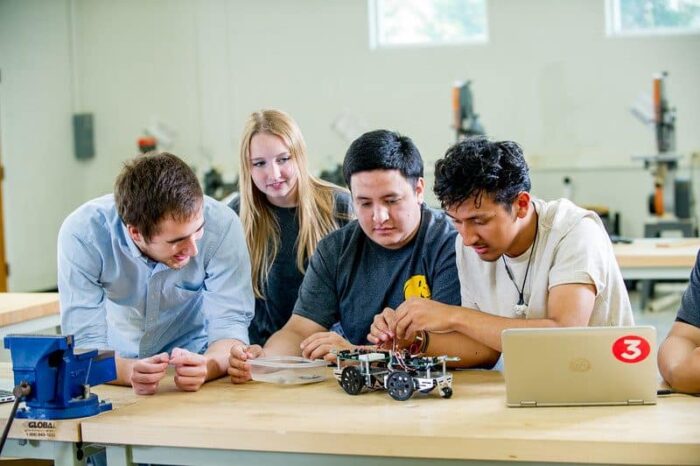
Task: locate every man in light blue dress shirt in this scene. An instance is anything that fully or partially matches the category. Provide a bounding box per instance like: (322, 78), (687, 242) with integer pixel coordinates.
(58, 152), (254, 395)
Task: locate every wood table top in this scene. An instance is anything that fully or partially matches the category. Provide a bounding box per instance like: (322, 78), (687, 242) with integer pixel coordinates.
(81, 369), (700, 465)
(0, 363), (145, 442)
(613, 238), (700, 268)
(0, 293), (59, 328)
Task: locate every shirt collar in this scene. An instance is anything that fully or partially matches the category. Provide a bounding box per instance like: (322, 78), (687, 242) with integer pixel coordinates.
(121, 222), (149, 261)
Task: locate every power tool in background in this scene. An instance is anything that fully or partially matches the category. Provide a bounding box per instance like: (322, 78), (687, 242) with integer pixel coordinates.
(632, 72), (697, 237)
(452, 80), (486, 141)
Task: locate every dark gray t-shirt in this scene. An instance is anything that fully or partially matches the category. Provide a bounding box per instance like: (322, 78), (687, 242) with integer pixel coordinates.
(293, 204), (461, 345)
(230, 191), (352, 345)
(677, 251), (700, 328)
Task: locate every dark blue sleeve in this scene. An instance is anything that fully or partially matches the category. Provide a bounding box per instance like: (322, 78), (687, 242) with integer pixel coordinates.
(677, 251), (700, 328)
(428, 223), (461, 306)
(292, 236), (339, 329)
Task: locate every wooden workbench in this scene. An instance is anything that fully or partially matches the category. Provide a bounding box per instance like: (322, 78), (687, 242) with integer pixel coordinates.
(613, 238), (700, 280)
(82, 369), (700, 466)
(0, 293), (60, 336)
(0, 367), (139, 442)
(0, 363), (159, 465)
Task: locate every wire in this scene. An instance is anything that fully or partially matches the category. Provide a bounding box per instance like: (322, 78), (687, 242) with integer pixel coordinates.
(0, 381), (31, 456)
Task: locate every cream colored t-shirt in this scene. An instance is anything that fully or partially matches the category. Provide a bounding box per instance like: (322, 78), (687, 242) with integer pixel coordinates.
(456, 198), (634, 325)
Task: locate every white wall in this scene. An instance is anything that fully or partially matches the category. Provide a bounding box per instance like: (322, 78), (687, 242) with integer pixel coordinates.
(0, 0), (86, 290)
(1, 0), (699, 290)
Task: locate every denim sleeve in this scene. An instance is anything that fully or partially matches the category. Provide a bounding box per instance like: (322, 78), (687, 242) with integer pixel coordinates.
(677, 251), (700, 328)
(58, 221), (108, 349)
(202, 213), (254, 345)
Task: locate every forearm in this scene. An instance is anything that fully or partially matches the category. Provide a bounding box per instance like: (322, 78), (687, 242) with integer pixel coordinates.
(109, 356), (136, 387)
(264, 327), (307, 357)
(450, 309), (558, 352)
(659, 337), (700, 393)
(425, 331), (501, 369)
(205, 339), (243, 381)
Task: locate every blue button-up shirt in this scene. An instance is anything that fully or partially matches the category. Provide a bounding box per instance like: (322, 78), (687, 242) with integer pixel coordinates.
(58, 194), (254, 359)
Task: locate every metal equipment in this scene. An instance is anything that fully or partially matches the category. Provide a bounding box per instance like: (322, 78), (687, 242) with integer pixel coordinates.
(3, 334), (116, 419)
(137, 135), (157, 154)
(452, 80), (485, 141)
(632, 72), (696, 237)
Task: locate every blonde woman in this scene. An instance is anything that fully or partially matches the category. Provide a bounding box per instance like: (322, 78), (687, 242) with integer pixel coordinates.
(230, 109), (352, 346)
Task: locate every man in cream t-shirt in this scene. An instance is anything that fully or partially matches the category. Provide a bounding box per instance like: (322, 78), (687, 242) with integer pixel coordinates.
(368, 137), (633, 365)
(457, 196), (631, 325)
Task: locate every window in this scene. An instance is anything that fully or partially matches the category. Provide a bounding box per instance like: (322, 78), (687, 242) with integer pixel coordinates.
(606, 0), (700, 36)
(369, 0), (488, 48)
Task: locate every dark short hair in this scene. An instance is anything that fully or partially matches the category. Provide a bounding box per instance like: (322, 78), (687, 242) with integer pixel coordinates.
(114, 152), (203, 241)
(342, 129), (423, 187)
(434, 137), (531, 210)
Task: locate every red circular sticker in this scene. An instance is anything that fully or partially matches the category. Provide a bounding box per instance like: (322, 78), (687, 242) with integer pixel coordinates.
(612, 335), (651, 363)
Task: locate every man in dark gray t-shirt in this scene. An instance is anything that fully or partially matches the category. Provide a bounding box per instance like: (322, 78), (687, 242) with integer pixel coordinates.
(229, 130), (461, 383)
(658, 251), (700, 393)
(293, 203), (458, 345)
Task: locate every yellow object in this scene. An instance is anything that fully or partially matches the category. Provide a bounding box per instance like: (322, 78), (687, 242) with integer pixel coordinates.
(403, 275), (431, 299)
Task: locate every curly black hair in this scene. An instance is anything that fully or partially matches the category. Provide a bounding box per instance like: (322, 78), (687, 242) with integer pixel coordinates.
(433, 137), (531, 210)
(343, 129), (423, 187)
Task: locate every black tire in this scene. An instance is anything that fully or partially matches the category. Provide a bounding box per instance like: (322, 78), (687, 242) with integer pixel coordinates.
(340, 366), (364, 395)
(440, 387), (453, 399)
(386, 371), (415, 401)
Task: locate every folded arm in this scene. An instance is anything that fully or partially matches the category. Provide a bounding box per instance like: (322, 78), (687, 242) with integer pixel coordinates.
(658, 321), (700, 393)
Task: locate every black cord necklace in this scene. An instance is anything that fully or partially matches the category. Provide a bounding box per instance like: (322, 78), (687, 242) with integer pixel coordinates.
(502, 207), (539, 317)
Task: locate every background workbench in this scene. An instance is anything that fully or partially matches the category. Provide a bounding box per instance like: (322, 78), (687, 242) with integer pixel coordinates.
(81, 369), (700, 466)
(613, 238), (700, 311)
(613, 238), (700, 281)
(0, 293), (60, 338)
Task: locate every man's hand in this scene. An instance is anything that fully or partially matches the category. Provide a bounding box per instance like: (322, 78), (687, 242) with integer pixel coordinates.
(395, 298), (452, 340)
(228, 344), (264, 384)
(169, 347), (208, 392)
(367, 307), (398, 347)
(131, 353), (169, 395)
(300, 332), (354, 361)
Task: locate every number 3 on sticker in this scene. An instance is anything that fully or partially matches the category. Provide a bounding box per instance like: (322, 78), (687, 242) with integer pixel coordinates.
(612, 335), (651, 363)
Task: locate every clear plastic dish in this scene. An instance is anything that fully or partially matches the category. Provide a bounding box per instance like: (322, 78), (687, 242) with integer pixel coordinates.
(248, 356), (328, 385)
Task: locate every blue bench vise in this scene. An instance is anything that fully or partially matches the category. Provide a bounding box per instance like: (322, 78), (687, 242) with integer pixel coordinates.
(3, 334), (116, 419)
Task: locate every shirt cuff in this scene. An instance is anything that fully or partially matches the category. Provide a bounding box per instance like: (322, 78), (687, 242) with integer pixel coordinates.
(208, 327), (250, 346)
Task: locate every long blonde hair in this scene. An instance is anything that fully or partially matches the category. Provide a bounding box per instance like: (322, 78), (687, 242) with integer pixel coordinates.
(239, 109), (348, 299)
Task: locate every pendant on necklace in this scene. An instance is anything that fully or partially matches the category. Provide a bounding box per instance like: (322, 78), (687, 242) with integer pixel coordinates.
(513, 303), (528, 317)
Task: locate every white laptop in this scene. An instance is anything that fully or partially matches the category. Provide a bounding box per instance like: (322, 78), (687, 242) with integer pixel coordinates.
(502, 326), (657, 407)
